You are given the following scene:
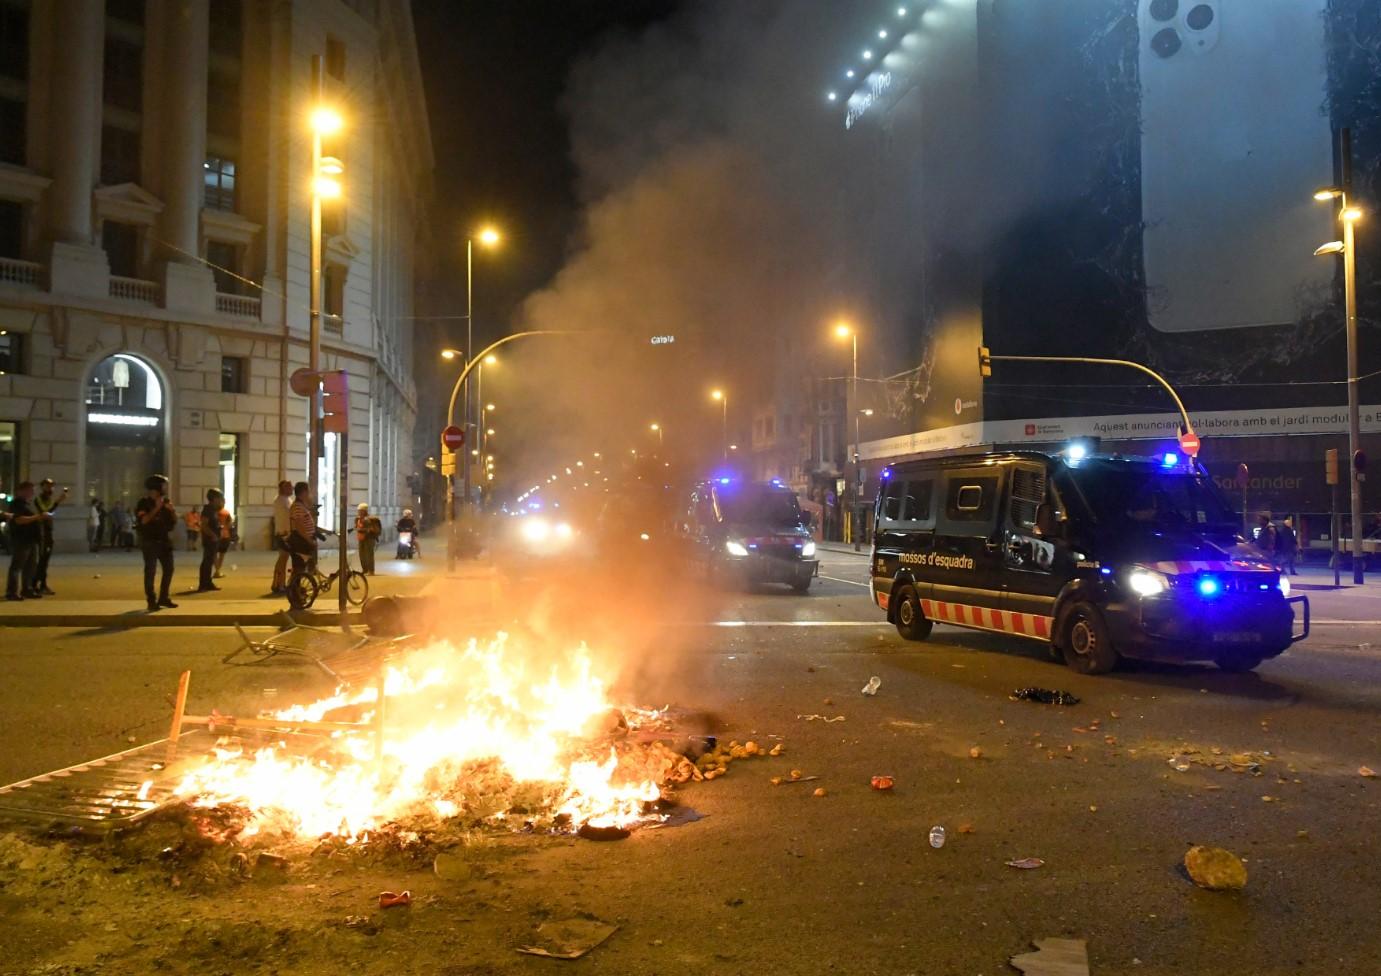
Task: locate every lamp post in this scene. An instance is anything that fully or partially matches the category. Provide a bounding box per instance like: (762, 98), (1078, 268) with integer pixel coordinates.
(308, 60), (343, 507)
(650, 422), (663, 448)
(1315, 180), (1366, 583)
(834, 322), (862, 550)
(461, 227), (501, 518)
(710, 389), (727, 460)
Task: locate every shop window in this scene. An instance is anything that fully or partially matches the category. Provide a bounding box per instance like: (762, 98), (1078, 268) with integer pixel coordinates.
(0, 419), (17, 500)
(102, 221), (140, 278)
(206, 239), (240, 294)
(0, 98), (24, 166)
(203, 156), (236, 211)
(0, 332), (21, 375)
(100, 125), (140, 185)
(0, 200), (23, 259)
(220, 355), (246, 394)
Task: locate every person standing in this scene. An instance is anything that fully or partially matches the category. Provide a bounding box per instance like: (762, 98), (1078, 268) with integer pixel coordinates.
(87, 498), (103, 552)
(134, 475), (177, 611)
(355, 503), (381, 575)
(197, 489), (223, 592)
(1254, 512), (1278, 561)
(111, 501), (134, 550)
(270, 480), (293, 595)
(5, 481), (49, 600)
(33, 479), (68, 596)
(287, 481), (318, 578)
(1278, 516), (1299, 576)
(184, 507), (201, 552)
(213, 500), (234, 578)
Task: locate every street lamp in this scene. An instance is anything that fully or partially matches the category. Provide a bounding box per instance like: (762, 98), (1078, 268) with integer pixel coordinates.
(710, 389), (727, 459)
(308, 79), (344, 510)
(833, 321), (862, 550)
(1314, 185), (1366, 582)
(650, 422), (663, 447)
(460, 226), (503, 520)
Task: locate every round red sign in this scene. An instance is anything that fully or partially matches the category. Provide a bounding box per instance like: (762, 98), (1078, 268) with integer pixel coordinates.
(441, 425), (465, 450)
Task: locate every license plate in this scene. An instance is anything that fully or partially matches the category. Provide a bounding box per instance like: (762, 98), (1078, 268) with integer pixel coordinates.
(1212, 631), (1261, 644)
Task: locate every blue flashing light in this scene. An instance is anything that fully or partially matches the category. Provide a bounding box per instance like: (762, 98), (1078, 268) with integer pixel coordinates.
(1197, 576), (1221, 597)
(1066, 443), (1088, 462)
(1099, 567), (1113, 576)
(881, 467), (892, 480)
(771, 478), (783, 487)
(1162, 452), (1180, 467)
(718, 477), (732, 485)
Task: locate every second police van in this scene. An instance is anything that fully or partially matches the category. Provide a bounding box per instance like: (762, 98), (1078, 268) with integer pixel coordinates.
(869, 448), (1309, 674)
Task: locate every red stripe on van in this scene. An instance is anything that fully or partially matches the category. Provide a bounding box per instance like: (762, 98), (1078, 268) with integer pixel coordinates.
(1033, 615), (1050, 639)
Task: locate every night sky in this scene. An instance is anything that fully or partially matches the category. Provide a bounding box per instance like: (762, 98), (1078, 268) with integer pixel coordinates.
(411, 0), (682, 345)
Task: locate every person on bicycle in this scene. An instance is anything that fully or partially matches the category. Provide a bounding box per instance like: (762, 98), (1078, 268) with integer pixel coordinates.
(287, 481), (318, 576)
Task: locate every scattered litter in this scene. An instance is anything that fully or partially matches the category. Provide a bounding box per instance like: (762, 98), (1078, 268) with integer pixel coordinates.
(378, 890), (411, 909)
(644, 806), (706, 830)
(254, 852), (288, 874)
(797, 714), (846, 723)
(1168, 758), (1191, 772)
(968, 746), (983, 759)
(870, 775), (895, 791)
(928, 825), (946, 848)
(517, 918), (619, 960)
(577, 823), (631, 842)
(1360, 766), (1377, 779)
(1167, 747), (1264, 775)
(1184, 845), (1247, 890)
(342, 915), (377, 934)
(790, 769), (804, 780)
(862, 676), (882, 696)
(823, 697), (834, 706)
(1088, 805), (1098, 813)
(957, 823), (975, 834)
(812, 787), (828, 797)
(1261, 795), (1277, 803)
(433, 852), (472, 882)
(1011, 688), (1080, 706)
(768, 743), (783, 756)
(778, 775), (819, 785)
(1010, 937), (1090, 976)
(1006, 857), (1045, 870)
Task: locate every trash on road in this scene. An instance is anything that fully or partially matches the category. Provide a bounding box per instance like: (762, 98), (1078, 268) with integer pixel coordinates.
(797, 713), (846, 723)
(928, 826), (946, 849)
(1011, 688), (1081, 706)
(577, 823), (631, 842)
(1184, 845), (1247, 890)
(1006, 857), (1046, 869)
(517, 918), (619, 960)
(378, 890), (411, 908)
(968, 746), (983, 759)
(870, 775), (895, 791)
(433, 852), (472, 882)
(862, 676), (882, 696)
(1360, 766), (1377, 779)
(1010, 937), (1090, 976)
(812, 787), (828, 797)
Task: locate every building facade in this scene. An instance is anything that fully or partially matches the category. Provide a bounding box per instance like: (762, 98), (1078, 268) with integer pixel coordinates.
(0, 0), (431, 549)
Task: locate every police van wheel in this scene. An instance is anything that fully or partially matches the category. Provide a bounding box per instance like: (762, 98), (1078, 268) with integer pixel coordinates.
(1062, 604), (1118, 674)
(894, 586), (932, 641)
(1215, 652), (1264, 673)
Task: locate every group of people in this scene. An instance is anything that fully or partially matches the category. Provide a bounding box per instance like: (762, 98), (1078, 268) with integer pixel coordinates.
(85, 498), (136, 551)
(1254, 512), (1300, 576)
(3, 479), (65, 600)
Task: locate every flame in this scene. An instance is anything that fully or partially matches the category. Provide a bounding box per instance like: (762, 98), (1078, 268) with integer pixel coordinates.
(173, 634), (661, 840)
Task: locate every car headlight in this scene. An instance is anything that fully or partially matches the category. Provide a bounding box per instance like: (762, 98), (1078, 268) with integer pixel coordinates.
(725, 540), (749, 557)
(801, 540), (816, 557)
(520, 518), (550, 543)
(1127, 567), (1169, 597)
(1278, 575), (1291, 598)
(554, 522), (574, 540)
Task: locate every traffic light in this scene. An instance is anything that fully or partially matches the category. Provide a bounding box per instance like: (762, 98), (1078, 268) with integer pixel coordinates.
(321, 370), (350, 434)
(978, 345), (992, 378)
(1325, 448), (1339, 486)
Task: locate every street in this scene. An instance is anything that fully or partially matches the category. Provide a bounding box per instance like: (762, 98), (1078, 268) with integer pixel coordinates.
(3, 548), (1381, 974)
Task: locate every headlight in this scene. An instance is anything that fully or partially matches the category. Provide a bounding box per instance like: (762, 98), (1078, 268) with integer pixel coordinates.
(520, 518), (550, 543)
(801, 540), (817, 557)
(1127, 567), (1168, 597)
(1278, 575), (1291, 598)
(725, 540), (749, 556)
(554, 522), (574, 540)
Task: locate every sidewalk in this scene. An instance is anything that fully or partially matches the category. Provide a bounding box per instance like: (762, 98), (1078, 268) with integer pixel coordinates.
(817, 541), (869, 557)
(0, 548), (488, 628)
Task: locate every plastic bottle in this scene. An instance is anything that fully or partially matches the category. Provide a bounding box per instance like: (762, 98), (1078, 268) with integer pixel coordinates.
(929, 825), (946, 849)
(862, 676), (881, 696)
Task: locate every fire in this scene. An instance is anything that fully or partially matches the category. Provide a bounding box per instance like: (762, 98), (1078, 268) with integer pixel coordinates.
(173, 634), (662, 841)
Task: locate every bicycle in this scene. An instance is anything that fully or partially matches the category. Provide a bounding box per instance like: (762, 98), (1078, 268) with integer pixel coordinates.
(287, 533), (369, 610)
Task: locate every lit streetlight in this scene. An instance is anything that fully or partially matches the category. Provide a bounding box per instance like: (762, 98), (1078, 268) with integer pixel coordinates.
(710, 389), (727, 459)
(1315, 180), (1366, 582)
(833, 320), (863, 550)
(459, 225), (503, 521)
(308, 86), (344, 510)
(650, 422), (663, 447)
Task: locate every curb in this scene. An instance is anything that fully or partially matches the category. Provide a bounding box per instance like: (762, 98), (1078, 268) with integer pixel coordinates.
(0, 610), (363, 630)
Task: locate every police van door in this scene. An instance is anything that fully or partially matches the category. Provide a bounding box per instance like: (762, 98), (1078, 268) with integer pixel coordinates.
(932, 467), (1006, 614)
(1001, 462), (1066, 620)
(873, 472), (937, 604)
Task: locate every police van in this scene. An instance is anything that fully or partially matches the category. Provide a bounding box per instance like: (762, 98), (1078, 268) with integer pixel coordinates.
(869, 449), (1309, 674)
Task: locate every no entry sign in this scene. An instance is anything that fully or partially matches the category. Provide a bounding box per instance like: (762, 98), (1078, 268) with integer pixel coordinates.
(1178, 430), (1201, 458)
(441, 425), (465, 451)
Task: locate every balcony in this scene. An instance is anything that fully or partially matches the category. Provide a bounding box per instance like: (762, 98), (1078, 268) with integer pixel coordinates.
(0, 257), (43, 289)
(215, 292), (261, 319)
(109, 275), (160, 304)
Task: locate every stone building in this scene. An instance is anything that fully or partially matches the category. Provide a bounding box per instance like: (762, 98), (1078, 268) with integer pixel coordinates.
(0, 0), (431, 550)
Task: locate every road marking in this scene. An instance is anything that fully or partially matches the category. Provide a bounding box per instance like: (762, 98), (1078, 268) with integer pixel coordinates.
(1310, 619), (1381, 625)
(710, 620), (889, 627)
(819, 575), (869, 588)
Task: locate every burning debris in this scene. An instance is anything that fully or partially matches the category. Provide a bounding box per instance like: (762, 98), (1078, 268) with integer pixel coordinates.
(164, 633), (703, 846)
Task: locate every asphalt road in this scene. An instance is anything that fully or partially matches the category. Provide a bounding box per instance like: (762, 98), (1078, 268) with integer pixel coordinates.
(2, 547), (1380, 973)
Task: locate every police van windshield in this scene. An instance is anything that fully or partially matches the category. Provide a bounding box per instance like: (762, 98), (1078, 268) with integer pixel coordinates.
(1069, 466), (1237, 532)
(715, 486), (805, 529)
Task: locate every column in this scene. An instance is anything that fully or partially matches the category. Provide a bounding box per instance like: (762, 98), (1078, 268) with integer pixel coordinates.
(45, 0), (109, 296)
(154, 0), (214, 313)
